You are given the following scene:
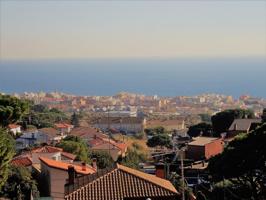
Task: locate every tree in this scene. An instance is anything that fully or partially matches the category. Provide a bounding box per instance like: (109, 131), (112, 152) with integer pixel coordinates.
(71, 112), (80, 127)
(120, 144), (147, 169)
(262, 108), (266, 123)
(169, 173), (194, 200)
(0, 94), (30, 127)
(24, 105), (68, 129)
(199, 113), (212, 123)
(187, 122), (213, 138)
(0, 166), (39, 199)
(211, 109), (255, 135)
(147, 134), (172, 148)
(208, 123), (266, 200)
(89, 151), (113, 169)
(56, 136), (89, 163)
(0, 128), (15, 190)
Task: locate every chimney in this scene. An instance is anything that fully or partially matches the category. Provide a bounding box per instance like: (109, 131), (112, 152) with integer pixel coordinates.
(234, 123), (238, 131)
(155, 163), (165, 179)
(81, 162), (86, 171)
(92, 158), (97, 171)
(68, 165), (75, 184)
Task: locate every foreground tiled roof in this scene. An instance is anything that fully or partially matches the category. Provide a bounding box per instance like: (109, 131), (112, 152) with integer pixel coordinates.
(39, 157), (96, 175)
(65, 164), (179, 200)
(11, 155), (32, 167)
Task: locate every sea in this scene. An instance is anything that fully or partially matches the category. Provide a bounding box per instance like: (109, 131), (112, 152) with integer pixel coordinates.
(0, 57), (266, 98)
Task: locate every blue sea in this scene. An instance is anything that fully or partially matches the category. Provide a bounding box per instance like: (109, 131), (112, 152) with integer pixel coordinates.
(0, 57), (265, 98)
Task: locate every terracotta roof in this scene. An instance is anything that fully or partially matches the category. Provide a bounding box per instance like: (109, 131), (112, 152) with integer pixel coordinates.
(89, 137), (127, 152)
(70, 126), (107, 139)
(38, 127), (60, 138)
(61, 152), (76, 160)
(65, 164), (179, 200)
(188, 137), (221, 146)
(55, 123), (73, 129)
(39, 157), (96, 175)
(11, 156), (32, 167)
(8, 124), (21, 129)
(31, 146), (63, 153)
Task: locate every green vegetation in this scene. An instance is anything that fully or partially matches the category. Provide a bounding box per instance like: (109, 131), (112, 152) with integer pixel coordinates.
(187, 122), (213, 138)
(120, 142), (147, 169)
(71, 112), (80, 127)
(24, 104), (68, 128)
(0, 94), (30, 127)
(262, 108), (266, 123)
(147, 134), (172, 148)
(144, 126), (167, 136)
(89, 150), (113, 169)
(0, 128), (16, 190)
(211, 109), (255, 135)
(0, 166), (39, 200)
(169, 173), (194, 200)
(199, 113), (212, 123)
(208, 123), (266, 200)
(56, 135), (90, 163)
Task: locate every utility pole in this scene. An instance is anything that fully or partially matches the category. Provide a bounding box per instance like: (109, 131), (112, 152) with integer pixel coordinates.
(181, 150), (185, 200)
(108, 105), (110, 156)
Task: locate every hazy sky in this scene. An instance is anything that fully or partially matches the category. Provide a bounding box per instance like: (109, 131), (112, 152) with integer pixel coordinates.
(1, 1), (266, 60)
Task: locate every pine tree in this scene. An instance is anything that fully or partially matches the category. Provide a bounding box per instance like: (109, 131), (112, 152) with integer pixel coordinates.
(0, 128), (15, 190)
(71, 112), (80, 127)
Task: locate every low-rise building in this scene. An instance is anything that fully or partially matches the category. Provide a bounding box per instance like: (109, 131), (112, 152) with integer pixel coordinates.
(8, 124), (21, 135)
(39, 157), (96, 200)
(228, 118), (261, 137)
(186, 137), (224, 161)
(92, 117), (146, 134)
(146, 119), (186, 131)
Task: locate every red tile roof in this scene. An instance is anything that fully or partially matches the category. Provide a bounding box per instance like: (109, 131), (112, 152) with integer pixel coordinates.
(31, 146), (63, 153)
(65, 164), (179, 200)
(11, 156), (32, 167)
(8, 124), (21, 129)
(61, 152), (76, 160)
(39, 157), (96, 175)
(55, 123), (73, 129)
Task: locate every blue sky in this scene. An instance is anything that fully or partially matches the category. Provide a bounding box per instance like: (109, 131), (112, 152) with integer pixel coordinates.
(1, 1), (266, 59)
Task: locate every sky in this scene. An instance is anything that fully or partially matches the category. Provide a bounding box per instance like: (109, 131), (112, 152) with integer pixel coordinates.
(1, 1), (266, 60)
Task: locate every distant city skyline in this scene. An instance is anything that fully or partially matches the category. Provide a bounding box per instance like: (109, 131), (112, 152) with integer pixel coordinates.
(1, 1), (266, 60)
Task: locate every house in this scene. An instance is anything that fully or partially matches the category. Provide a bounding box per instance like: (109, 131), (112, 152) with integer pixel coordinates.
(70, 126), (108, 143)
(146, 119), (186, 131)
(89, 137), (127, 161)
(11, 155), (33, 170)
(92, 117), (146, 134)
(55, 123), (74, 134)
(38, 127), (66, 144)
(64, 164), (179, 200)
(186, 137), (224, 161)
(39, 157), (96, 200)
(228, 119), (261, 137)
(11, 145), (76, 171)
(8, 124), (21, 135)
(16, 128), (64, 150)
(70, 126), (127, 160)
